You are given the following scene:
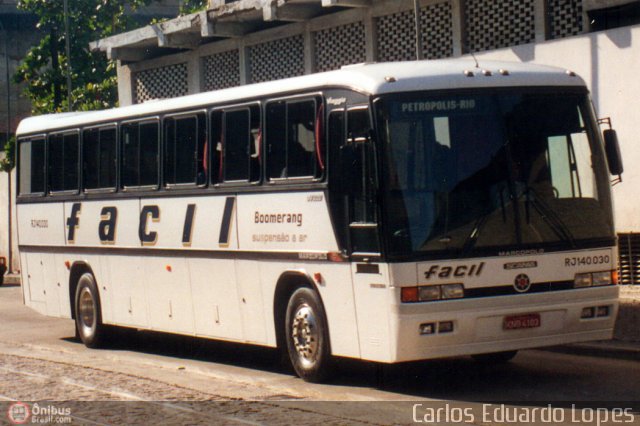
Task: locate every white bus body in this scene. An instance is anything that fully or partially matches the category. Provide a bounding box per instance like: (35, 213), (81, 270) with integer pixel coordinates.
(16, 60), (620, 381)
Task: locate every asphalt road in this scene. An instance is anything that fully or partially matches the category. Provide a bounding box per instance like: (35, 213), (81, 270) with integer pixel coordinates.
(0, 284), (638, 425)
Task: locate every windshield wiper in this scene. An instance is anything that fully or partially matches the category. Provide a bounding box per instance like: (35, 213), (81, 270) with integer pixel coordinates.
(523, 187), (575, 246)
(462, 185), (509, 254)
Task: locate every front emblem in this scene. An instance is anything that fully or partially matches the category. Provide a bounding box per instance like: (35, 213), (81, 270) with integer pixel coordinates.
(514, 274), (531, 293)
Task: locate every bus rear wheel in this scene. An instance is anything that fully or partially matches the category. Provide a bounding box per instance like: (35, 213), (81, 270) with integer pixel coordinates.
(75, 272), (105, 349)
(285, 287), (331, 382)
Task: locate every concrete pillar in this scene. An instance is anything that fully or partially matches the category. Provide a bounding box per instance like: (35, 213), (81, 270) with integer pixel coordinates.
(364, 8), (377, 62)
(534, 0), (548, 42)
(116, 61), (134, 107)
(451, 0), (464, 56)
(187, 52), (202, 94)
(304, 23), (315, 74)
(239, 40), (250, 85)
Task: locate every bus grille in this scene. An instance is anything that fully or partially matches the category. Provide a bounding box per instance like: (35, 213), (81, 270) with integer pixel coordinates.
(618, 233), (640, 285)
(464, 281), (575, 298)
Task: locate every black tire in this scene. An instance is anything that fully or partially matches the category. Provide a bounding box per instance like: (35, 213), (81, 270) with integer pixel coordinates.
(285, 287), (332, 382)
(74, 272), (106, 349)
(471, 350), (518, 364)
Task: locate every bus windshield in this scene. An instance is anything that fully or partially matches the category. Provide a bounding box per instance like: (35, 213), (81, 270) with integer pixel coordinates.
(377, 90), (614, 259)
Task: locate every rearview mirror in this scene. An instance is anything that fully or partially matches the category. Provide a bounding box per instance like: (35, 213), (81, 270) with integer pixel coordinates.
(603, 129), (623, 176)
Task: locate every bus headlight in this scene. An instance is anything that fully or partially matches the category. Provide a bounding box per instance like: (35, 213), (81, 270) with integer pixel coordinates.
(418, 286), (441, 301)
(592, 271), (612, 286)
(574, 273), (592, 288)
(441, 284), (464, 299)
(574, 271), (614, 288)
(401, 284), (465, 303)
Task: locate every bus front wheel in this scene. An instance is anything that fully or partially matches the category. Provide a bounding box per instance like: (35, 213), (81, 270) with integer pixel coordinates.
(285, 287), (331, 382)
(74, 272), (105, 349)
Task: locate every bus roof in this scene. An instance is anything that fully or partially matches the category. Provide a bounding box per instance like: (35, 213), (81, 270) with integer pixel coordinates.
(17, 59), (586, 136)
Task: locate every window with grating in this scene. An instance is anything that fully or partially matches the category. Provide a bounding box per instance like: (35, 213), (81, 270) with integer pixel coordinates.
(464, 0), (535, 53)
(549, 0), (583, 39)
(203, 50), (241, 91)
(420, 1), (454, 59)
(133, 63), (188, 104)
(249, 35), (305, 83)
(376, 9), (416, 62)
(618, 233), (640, 285)
(314, 22), (366, 72)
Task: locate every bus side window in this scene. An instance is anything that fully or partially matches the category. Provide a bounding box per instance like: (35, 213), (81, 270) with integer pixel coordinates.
(49, 131), (79, 193)
(18, 137), (46, 195)
(266, 97), (322, 181)
(164, 113), (206, 187)
(210, 111), (223, 185)
(83, 126), (116, 191)
(121, 120), (159, 189)
(266, 101), (286, 179)
(347, 108), (377, 224)
(224, 108), (251, 182)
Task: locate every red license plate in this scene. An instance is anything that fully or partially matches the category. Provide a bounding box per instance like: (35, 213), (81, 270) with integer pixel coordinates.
(503, 313), (541, 330)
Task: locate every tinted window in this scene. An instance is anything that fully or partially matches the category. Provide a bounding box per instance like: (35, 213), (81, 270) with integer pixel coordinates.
(49, 132), (79, 192)
(218, 105), (260, 183)
(18, 138), (46, 194)
(83, 127), (117, 190)
(164, 113), (207, 186)
(266, 97), (323, 180)
(121, 121), (159, 188)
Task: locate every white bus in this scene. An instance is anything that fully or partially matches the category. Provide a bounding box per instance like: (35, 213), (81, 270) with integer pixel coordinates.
(16, 60), (623, 382)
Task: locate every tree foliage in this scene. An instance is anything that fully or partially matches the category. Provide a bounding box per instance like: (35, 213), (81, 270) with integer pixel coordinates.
(14, 0), (157, 114)
(179, 0), (208, 15)
(0, 137), (15, 173)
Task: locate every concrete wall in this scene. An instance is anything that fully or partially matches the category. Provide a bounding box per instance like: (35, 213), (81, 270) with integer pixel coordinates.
(0, 168), (17, 272)
(474, 24), (640, 232)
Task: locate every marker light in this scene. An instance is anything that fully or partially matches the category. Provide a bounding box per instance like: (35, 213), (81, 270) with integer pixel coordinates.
(419, 323), (436, 335)
(438, 321), (454, 333)
(581, 307), (595, 319)
(596, 306), (610, 317)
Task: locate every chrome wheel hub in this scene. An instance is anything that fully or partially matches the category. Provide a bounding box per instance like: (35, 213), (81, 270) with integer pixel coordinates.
(291, 304), (319, 367)
(78, 287), (95, 332)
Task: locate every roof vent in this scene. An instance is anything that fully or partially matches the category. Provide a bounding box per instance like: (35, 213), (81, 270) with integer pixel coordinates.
(566, 70), (577, 77)
(499, 69), (510, 76)
(464, 70), (474, 77)
(384, 76), (397, 83)
(482, 69), (492, 76)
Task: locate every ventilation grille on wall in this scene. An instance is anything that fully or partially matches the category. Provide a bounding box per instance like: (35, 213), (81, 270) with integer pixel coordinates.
(314, 21), (366, 72)
(134, 63), (188, 103)
(203, 50), (241, 91)
(464, 0), (535, 52)
(249, 35), (305, 83)
(618, 233), (640, 285)
(376, 9), (417, 62)
(549, 0), (583, 39)
(421, 1), (454, 59)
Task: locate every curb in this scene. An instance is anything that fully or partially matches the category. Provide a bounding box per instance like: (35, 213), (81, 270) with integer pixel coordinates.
(1, 274), (20, 286)
(543, 341), (640, 361)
